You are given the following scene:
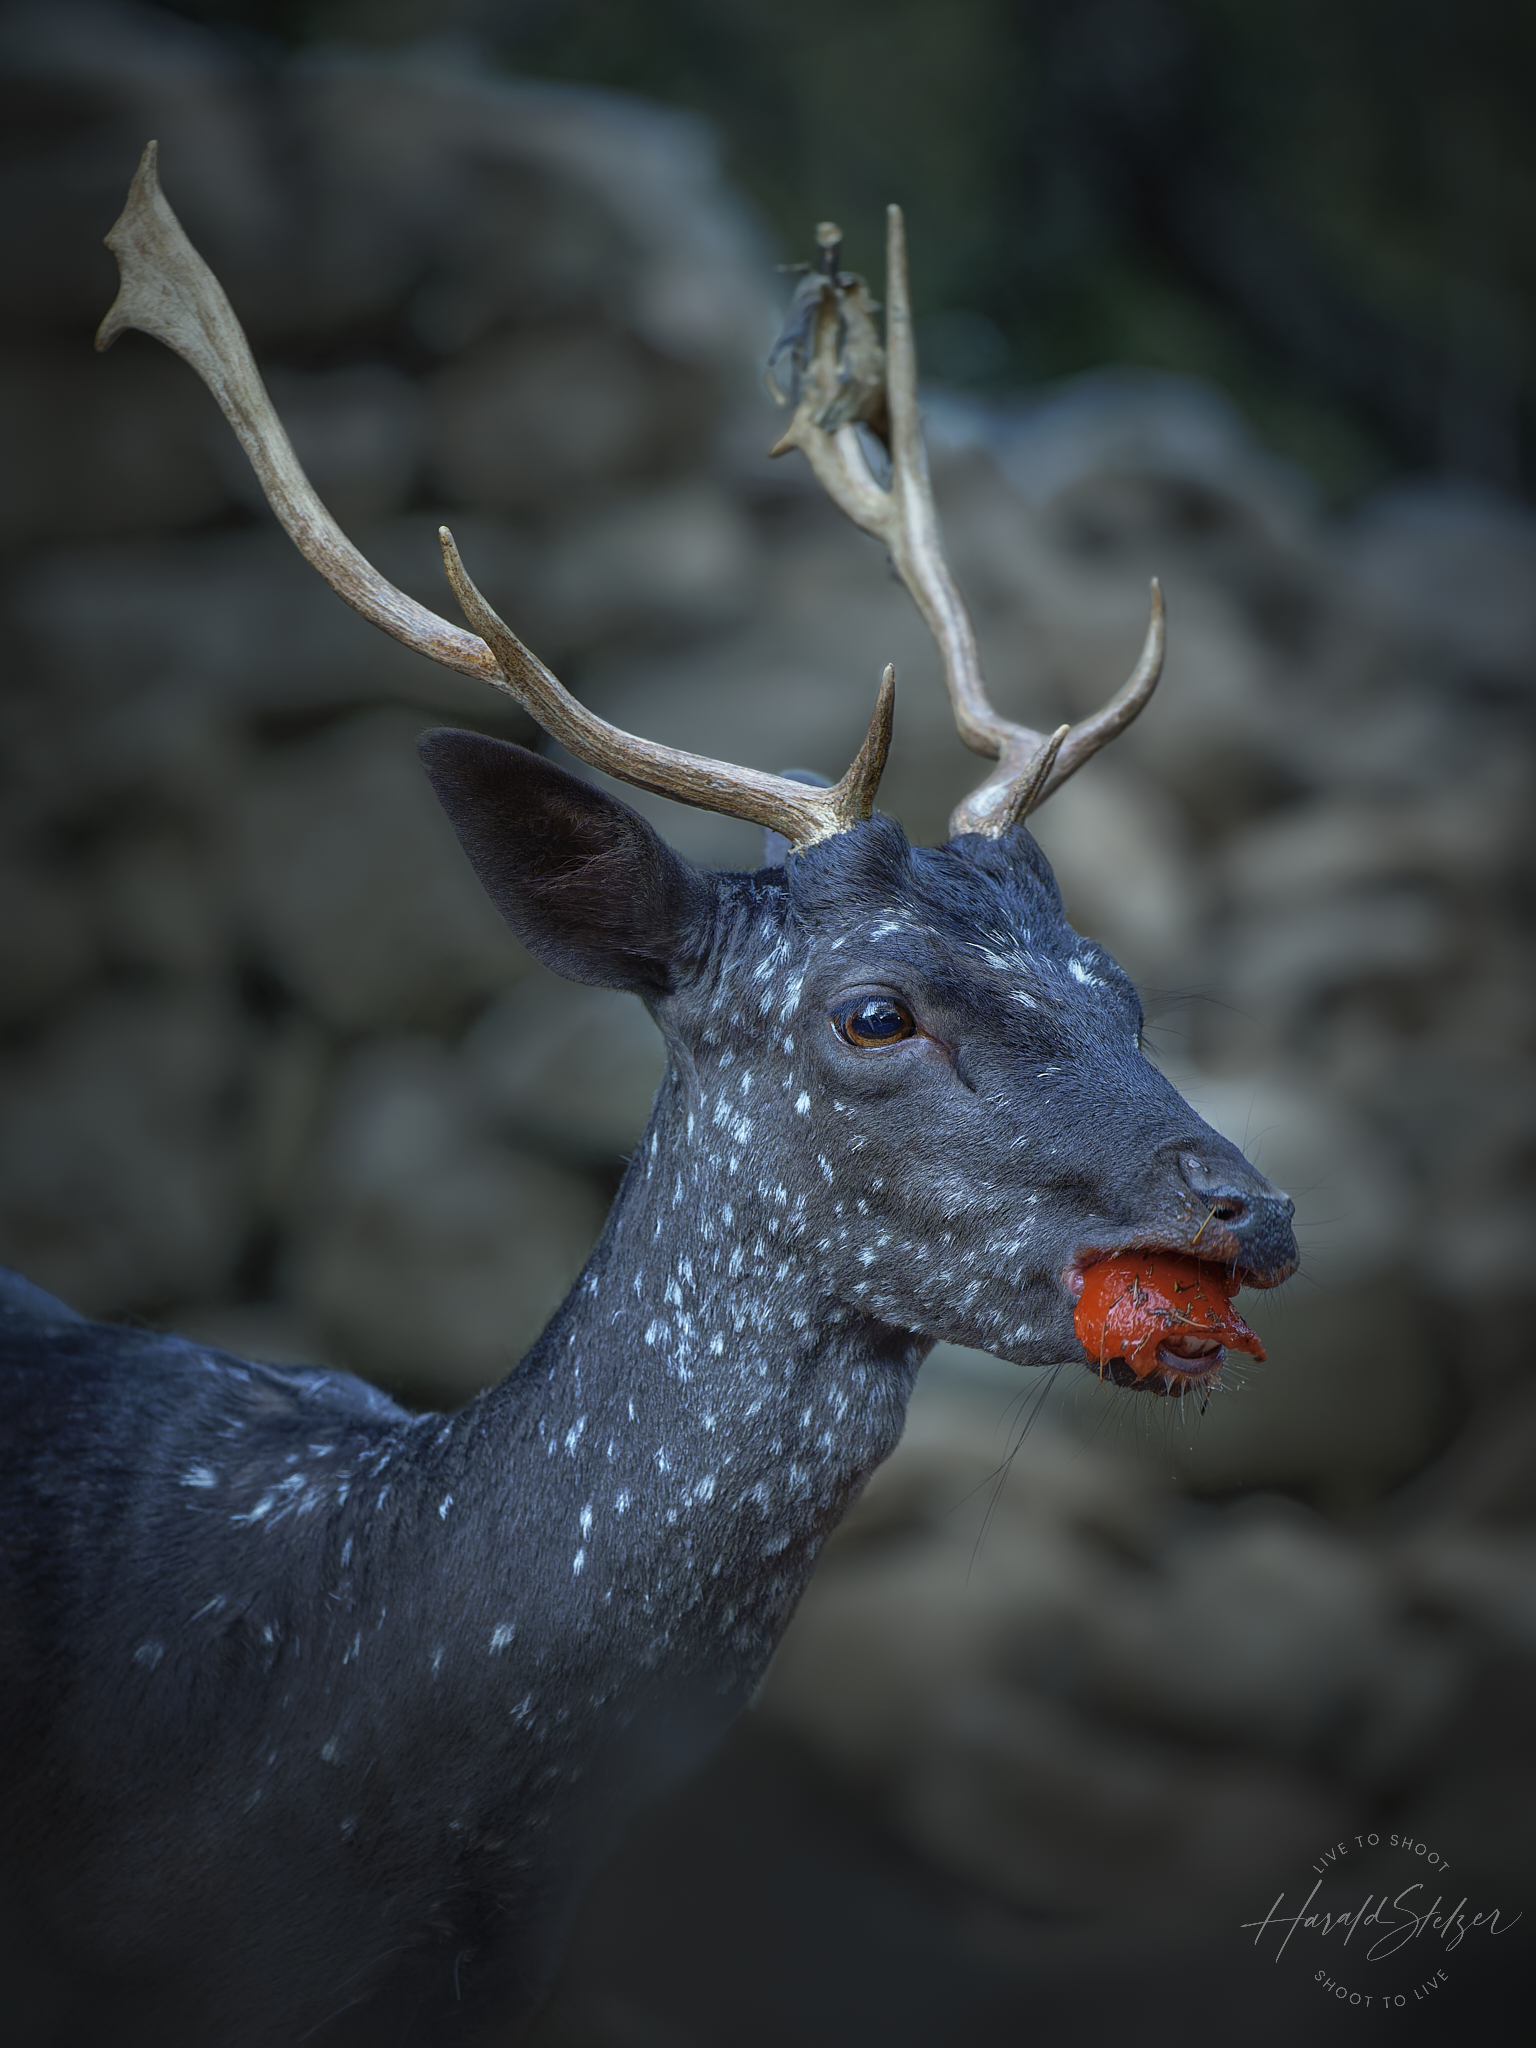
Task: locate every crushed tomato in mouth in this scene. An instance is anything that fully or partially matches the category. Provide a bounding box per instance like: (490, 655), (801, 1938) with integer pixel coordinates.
(1072, 1253), (1266, 1386)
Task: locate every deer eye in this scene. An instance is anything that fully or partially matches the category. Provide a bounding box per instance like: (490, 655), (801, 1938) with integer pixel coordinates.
(830, 997), (916, 1048)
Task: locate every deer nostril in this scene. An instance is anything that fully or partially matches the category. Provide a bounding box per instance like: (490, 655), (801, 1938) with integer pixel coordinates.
(1177, 1152), (1257, 1230)
(1171, 1149), (1299, 1279)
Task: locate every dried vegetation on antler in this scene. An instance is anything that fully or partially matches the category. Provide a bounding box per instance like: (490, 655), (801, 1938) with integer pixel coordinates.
(765, 208), (1165, 838)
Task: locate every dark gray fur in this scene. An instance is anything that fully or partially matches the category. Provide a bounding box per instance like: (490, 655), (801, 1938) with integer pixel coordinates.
(0, 733), (1296, 2045)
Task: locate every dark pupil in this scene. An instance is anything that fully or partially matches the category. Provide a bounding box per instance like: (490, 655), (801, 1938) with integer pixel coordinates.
(848, 1000), (906, 1043)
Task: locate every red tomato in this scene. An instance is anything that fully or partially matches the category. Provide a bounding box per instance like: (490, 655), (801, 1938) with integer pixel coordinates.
(1073, 1253), (1265, 1386)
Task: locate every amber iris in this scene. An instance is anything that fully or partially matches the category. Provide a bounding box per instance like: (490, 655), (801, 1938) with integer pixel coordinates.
(832, 997), (916, 1047)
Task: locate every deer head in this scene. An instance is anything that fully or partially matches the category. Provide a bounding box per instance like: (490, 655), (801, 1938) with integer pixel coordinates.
(97, 144), (1297, 1400)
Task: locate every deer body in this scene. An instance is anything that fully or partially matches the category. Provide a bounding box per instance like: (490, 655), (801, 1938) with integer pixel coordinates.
(0, 159), (1298, 2045)
(1, 1202), (914, 2045)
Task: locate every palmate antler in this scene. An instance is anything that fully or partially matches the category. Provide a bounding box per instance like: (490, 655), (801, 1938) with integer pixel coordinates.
(768, 207), (1164, 839)
(95, 143), (891, 852)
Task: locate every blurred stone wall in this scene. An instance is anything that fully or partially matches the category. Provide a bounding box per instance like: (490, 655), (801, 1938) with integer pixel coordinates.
(3, 0), (1534, 2002)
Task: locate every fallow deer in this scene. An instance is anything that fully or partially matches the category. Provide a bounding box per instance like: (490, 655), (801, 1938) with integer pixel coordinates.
(0, 146), (1297, 2046)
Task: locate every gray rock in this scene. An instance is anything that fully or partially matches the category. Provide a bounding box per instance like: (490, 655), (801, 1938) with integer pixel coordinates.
(1074, 1510), (1459, 1774)
(0, 340), (232, 548)
(294, 1036), (608, 1403)
(463, 973), (665, 1169)
(540, 482), (759, 649)
(234, 708), (524, 1033)
(1342, 479), (1536, 683)
(92, 824), (230, 980)
(245, 1016), (335, 1224)
(0, 988), (251, 1313)
(1158, 1273), (1451, 1509)
(1223, 786), (1520, 907)
(8, 529), (528, 805)
(1026, 759), (1206, 985)
(1222, 885), (1453, 1024)
(0, 857), (95, 1026)
(1394, 1047), (1536, 1296)
(1404, 1530), (1536, 1652)
(895, 1681), (1347, 1916)
(927, 370), (1319, 535)
(292, 49), (774, 369)
(425, 322), (712, 517)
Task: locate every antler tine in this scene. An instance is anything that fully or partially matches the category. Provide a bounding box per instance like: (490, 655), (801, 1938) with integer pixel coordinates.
(440, 530), (893, 843)
(98, 142), (890, 852)
(769, 203), (1165, 838)
(97, 142), (501, 688)
(948, 576), (1164, 837)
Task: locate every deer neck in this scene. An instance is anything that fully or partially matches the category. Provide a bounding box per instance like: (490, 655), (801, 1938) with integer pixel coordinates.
(469, 1061), (930, 1699)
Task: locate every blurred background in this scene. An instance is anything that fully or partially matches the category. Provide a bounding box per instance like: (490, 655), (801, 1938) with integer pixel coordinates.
(1, 0), (1533, 2040)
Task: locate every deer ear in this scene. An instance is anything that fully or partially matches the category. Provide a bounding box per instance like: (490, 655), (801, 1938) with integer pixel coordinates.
(418, 729), (717, 997)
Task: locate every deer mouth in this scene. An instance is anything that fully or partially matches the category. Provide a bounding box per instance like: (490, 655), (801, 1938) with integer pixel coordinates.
(1063, 1246), (1269, 1293)
(1068, 1237), (1292, 1295)
(1063, 1251), (1268, 1398)
(1086, 1344), (1228, 1392)
(1153, 1331), (1227, 1370)
(1072, 1323), (1231, 1392)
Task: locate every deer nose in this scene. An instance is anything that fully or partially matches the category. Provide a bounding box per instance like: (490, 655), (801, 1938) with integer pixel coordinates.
(1175, 1148), (1298, 1278)
(1179, 1150), (1264, 1221)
